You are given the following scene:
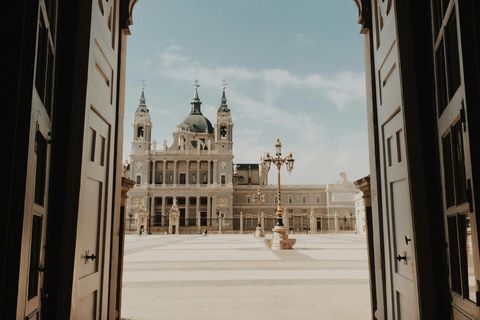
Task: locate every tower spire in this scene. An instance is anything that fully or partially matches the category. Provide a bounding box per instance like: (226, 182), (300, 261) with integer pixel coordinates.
(136, 86), (149, 113)
(190, 79), (202, 114)
(218, 79), (230, 113)
(140, 87), (146, 105)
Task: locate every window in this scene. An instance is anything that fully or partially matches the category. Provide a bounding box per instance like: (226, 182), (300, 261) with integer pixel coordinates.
(442, 121), (468, 208)
(34, 130), (48, 206)
(153, 212), (162, 226)
(136, 175), (141, 185)
(28, 215), (43, 300)
(302, 195), (307, 204)
(433, 2), (461, 115)
(221, 174), (226, 186)
(288, 195), (293, 204)
(35, 1), (56, 115)
(179, 173), (186, 184)
(246, 195), (251, 204)
(137, 126), (144, 138)
(220, 126), (227, 139)
(448, 214), (476, 303)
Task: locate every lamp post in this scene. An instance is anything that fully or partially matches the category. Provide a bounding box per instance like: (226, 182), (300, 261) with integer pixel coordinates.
(215, 208), (225, 234)
(253, 186), (266, 237)
(263, 138), (296, 249)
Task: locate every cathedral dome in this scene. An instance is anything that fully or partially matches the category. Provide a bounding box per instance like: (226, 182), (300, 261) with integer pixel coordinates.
(179, 83), (214, 133)
(180, 114), (214, 133)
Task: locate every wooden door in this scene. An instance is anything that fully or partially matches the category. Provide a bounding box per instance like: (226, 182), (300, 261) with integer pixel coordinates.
(18, 2), (56, 319)
(371, 0), (418, 318)
(432, 0), (480, 318)
(71, 0), (119, 318)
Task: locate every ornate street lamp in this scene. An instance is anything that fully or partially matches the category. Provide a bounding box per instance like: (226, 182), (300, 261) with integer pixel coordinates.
(252, 186), (266, 237)
(263, 138), (296, 250)
(263, 138), (294, 227)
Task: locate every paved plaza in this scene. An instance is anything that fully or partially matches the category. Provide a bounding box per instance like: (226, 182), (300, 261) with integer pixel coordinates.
(121, 233), (372, 320)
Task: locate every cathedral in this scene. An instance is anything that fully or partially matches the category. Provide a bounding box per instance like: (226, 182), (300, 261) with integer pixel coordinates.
(126, 84), (358, 234)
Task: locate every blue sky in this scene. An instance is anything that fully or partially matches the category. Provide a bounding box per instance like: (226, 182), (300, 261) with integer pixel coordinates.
(124, 0), (369, 185)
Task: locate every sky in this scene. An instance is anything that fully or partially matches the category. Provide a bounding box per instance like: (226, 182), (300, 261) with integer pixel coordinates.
(124, 0), (369, 185)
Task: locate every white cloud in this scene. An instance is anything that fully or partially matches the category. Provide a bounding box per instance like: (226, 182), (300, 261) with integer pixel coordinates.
(157, 46), (192, 67)
(154, 46), (365, 111)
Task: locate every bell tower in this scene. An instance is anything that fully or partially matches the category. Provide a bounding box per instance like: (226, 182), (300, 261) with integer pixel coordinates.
(215, 83), (234, 154)
(132, 87), (152, 155)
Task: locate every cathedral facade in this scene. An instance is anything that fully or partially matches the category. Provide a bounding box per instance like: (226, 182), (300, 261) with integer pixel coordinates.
(126, 85), (357, 234)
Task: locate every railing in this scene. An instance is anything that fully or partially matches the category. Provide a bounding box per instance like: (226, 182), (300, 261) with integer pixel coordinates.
(124, 216), (357, 234)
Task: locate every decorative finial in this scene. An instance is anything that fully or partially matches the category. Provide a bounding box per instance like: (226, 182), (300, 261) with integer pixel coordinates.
(194, 78), (200, 89)
(141, 78), (146, 88)
(222, 78), (227, 90)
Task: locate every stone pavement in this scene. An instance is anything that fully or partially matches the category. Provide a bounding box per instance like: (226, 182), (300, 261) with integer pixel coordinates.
(121, 233), (372, 320)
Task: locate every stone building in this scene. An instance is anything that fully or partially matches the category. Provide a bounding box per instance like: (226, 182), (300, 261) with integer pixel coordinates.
(127, 86), (357, 234)
(354, 188), (367, 234)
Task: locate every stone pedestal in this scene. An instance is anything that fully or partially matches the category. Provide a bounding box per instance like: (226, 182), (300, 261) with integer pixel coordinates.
(255, 226), (265, 238)
(264, 226), (296, 250)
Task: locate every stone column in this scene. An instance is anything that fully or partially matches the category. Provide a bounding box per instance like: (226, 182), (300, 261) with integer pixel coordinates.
(229, 195), (234, 230)
(173, 160), (177, 185)
(218, 215), (223, 234)
(150, 196), (155, 232)
(161, 196), (166, 227)
(196, 160), (200, 186)
(151, 160), (155, 185)
(197, 211), (201, 233)
(212, 196), (217, 228)
(208, 160), (212, 184)
(240, 211), (243, 234)
(162, 161), (166, 187)
(186, 160), (190, 184)
(310, 208), (316, 234)
(196, 196), (200, 232)
(283, 207), (289, 230)
(213, 160), (218, 185)
(185, 196), (189, 226)
(334, 212), (339, 233)
(207, 196), (211, 227)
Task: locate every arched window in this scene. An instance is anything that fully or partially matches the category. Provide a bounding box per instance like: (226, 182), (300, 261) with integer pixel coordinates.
(220, 126), (227, 139)
(137, 126), (144, 138)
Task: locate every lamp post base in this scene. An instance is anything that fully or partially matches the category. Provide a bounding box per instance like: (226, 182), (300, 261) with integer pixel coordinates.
(255, 226), (265, 238)
(264, 226), (296, 250)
